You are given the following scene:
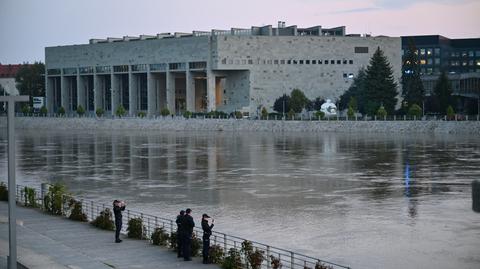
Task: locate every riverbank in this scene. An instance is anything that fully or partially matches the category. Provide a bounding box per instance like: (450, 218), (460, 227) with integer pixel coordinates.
(1, 116), (480, 134)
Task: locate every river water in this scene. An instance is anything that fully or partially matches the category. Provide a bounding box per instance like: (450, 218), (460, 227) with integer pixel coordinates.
(0, 130), (479, 269)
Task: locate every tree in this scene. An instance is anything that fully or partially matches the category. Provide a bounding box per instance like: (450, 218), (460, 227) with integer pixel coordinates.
(308, 97), (325, 111)
(433, 71), (453, 114)
(273, 94), (290, 114)
(376, 105), (387, 118)
(347, 106), (355, 118)
(289, 89), (309, 113)
(338, 69), (366, 112)
(261, 107), (268, 119)
(363, 47), (398, 115)
(402, 39), (425, 108)
(408, 104), (422, 118)
(15, 62), (45, 105)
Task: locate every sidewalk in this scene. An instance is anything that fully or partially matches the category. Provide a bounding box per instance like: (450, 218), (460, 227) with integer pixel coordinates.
(0, 202), (218, 269)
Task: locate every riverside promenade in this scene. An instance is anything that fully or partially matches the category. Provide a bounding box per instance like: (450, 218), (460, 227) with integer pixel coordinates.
(0, 202), (218, 269)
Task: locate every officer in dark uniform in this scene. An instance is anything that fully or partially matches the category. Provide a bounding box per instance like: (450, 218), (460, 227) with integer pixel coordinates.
(176, 210), (185, 258)
(201, 213), (214, 264)
(182, 208), (195, 261)
(113, 200), (126, 243)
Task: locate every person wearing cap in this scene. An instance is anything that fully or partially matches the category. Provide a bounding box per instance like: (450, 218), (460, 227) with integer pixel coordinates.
(182, 208), (195, 261)
(113, 200), (126, 243)
(201, 213), (214, 264)
(176, 210), (185, 258)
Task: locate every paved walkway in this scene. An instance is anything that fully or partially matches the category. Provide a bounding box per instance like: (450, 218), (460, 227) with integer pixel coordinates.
(0, 202), (218, 269)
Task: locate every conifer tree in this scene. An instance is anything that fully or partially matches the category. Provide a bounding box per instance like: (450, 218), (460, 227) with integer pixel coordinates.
(401, 39), (425, 108)
(433, 71), (454, 114)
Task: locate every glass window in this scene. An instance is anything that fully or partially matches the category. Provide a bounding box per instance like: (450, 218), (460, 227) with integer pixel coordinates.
(324, 60), (328, 65)
(299, 60), (304, 64)
(468, 51), (474, 57)
(248, 59), (253, 65)
(420, 59), (427, 65)
(274, 60), (279, 64)
(477, 60), (480, 66)
(343, 60), (347, 64)
(337, 60), (341, 64)
(318, 60), (323, 64)
(469, 60), (474, 66)
(420, 49), (426, 55)
(330, 60), (335, 64)
(349, 60), (353, 64)
(462, 61), (467, 66)
(434, 58), (440, 65)
(242, 60), (247, 65)
(462, 51), (467, 57)
(426, 68), (433, 74)
(427, 48), (433, 56)
(306, 60), (310, 64)
(312, 60), (317, 64)
(435, 48), (440, 55)
(476, 51), (480, 57)
(287, 60), (291, 64)
(280, 60), (285, 64)
(427, 58), (433, 65)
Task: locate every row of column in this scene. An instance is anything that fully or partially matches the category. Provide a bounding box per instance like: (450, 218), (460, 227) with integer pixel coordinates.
(46, 67), (218, 116)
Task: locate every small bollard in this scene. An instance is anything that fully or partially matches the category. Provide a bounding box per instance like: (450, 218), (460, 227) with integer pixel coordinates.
(473, 180), (480, 213)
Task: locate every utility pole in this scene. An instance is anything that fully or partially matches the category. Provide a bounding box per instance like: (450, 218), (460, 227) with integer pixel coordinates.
(0, 95), (29, 269)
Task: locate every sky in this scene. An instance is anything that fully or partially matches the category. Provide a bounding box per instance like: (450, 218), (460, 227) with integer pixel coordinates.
(0, 0), (479, 64)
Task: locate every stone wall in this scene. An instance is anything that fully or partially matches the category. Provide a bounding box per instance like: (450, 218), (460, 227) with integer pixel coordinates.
(2, 117), (479, 135)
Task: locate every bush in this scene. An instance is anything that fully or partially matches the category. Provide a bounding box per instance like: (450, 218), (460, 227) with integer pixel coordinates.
(127, 217), (145, 239)
(23, 187), (37, 207)
(0, 182), (8, 201)
(207, 110), (228, 119)
(169, 231), (179, 251)
(183, 111), (192, 118)
(68, 198), (87, 222)
(376, 105), (387, 118)
(446, 105), (455, 119)
(270, 255), (282, 269)
(58, 106), (65, 116)
(261, 107), (268, 119)
(233, 111), (243, 119)
(408, 104), (422, 118)
(43, 183), (68, 215)
(91, 208), (114, 230)
(115, 105), (126, 117)
(315, 111), (325, 120)
(76, 105), (85, 116)
(151, 227), (170, 246)
(287, 109), (295, 120)
(209, 244), (225, 264)
(22, 105), (31, 114)
(315, 262), (334, 269)
(160, 108), (170, 116)
(347, 106), (354, 118)
(137, 111), (146, 118)
(221, 248), (243, 269)
(40, 106), (48, 116)
(96, 108), (104, 117)
(191, 233), (202, 256)
(241, 240), (265, 269)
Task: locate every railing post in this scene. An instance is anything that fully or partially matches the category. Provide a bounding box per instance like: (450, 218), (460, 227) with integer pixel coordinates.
(290, 251), (294, 269)
(90, 201), (94, 220)
(266, 246), (271, 269)
(170, 219), (174, 235)
(155, 216), (158, 228)
(224, 234), (227, 255)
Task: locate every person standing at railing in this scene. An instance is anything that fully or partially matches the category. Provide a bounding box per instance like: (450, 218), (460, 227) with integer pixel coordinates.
(176, 210), (185, 258)
(113, 200), (126, 243)
(182, 208), (195, 261)
(201, 213), (214, 264)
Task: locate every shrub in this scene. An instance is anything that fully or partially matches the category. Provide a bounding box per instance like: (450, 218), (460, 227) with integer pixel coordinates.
(0, 182), (8, 201)
(21, 105), (31, 114)
(40, 106), (48, 116)
(127, 217), (145, 239)
(446, 105), (455, 119)
(209, 244), (225, 264)
(315, 262), (334, 269)
(91, 208), (114, 230)
(261, 107), (268, 119)
(183, 111), (192, 118)
(58, 106), (66, 116)
(287, 109), (295, 120)
(68, 198), (87, 222)
(160, 108), (170, 116)
(115, 105), (126, 117)
(234, 111), (243, 119)
(76, 105), (85, 116)
(270, 255), (282, 269)
(347, 106), (354, 118)
(221, 248), (243, 269)
(241, 240), (265, 269)
(137, 111), (146, 118)
(96, 108), (104, 117)
(43, 183), (68, 215)
(408, 104), (422, 118)
(23, 187), (37, 207)
(207, 110), (228, 119)
(151, 227), (170, 246)
(169, 231), (179, 251)
(315, 111), (325, 120)
(191, 233), (202, 256)
(376, 105), (387, 118)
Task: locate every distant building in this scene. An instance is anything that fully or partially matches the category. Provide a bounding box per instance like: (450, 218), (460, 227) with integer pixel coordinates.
(45, 23), (401, 116)
(0, 64), (22, 96)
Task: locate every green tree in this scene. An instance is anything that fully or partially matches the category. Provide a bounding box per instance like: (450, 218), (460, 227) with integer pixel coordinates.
(261, 107), (268, 119)
(347, 106), (355, 118)
(273, 94), (290, 114)
(408, 104), (422, 118)
(160, 108), (170, 116)
(433, 71), (453, 114)
(364, 47), (398, 115)
(115, 104), (126, 117)
(309, 97), (325, 111)
(376, 105), (387, 118)
(289, 89), (309, 113)
(338, 69), (367, 112)
(446, 105), (455, 119)
(15, 62), (45, 105)
(402, 39), (425, 108)
(76, 105), (85, 116)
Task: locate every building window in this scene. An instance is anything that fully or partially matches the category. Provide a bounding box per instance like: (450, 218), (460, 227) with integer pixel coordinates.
(434, 58), (440, 65)
(95, 66), (111, 73)
(242, 60), (247, 65)
(150, 63), (167, 71)
(62, 68), (77, 75)
(427, 58), (433, 65)
(349, 60), (353, 64)
(343, 73), (347, 78)
(293, 60), (298, 64)
(113, 65), (128, 73)
(189, 62), (207, 69)
(47, 69), (61, 75)
(462, 51), (468, 57)
(306, 60), (310, 64)
(435, 48), (440, 55)
(248, 59), (253, 64)
(476, 60), (480, 66)
(235, 60), (240, 65)
(324, 60), (328, 65)
(132, 64), (147, 71)
(469, 51), (474, 57)
(420, 49), (426, 56)
(274, 60), (279, 64)
(299, 60), (304, 64)
(343, 60), (347, 64)
(476, 51), (480, 57)
(312, 60), (317, 64)
(318, 60), (323, 64)
(279, 60), (284, 64)
(287, 60), (291, 64)
(228, 59), (233, 64)
(426, 68), (433, 74)
(168, 63), (185, 70)
(420, 59), (427, 65)
(469, 60), (474, 66)
(427, 48), (433, 56)
(354, 47), (369, 53)
(337, 60), (341, 64)
(331, 60), (335, 64)
(221, 58), (227, 64)
(462, 61), (467, 66)
(79, 67), (94, 74)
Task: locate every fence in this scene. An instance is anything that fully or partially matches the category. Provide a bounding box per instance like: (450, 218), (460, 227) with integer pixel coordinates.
(13, 183), (350, 269)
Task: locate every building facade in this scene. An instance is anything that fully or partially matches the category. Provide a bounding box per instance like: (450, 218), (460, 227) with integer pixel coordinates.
(45, 24), (401, 116)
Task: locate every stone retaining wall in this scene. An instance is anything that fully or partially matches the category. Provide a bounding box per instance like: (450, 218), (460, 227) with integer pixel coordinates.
(1, 117), (480, 134)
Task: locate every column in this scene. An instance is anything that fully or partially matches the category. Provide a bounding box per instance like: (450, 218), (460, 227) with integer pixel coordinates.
(166, 71), (175, 114)
(60, 72), (70, 111)
(93, 74), (102, 112)
(77, 72), (86, 110)
(206, 69), (216, 112)
(186, 69), (195, 112)
(128, 68), (138, 116)
(46, 76), (53, 113)
(111, 72), (119, 116)
(147, 69), (156, 117)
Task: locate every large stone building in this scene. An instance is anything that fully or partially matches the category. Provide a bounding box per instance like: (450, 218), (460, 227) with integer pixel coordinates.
(45, 23), (401, 116)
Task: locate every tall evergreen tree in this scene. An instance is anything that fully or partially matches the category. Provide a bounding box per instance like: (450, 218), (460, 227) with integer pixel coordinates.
(401, 39), (425, 107)
(273, 94), (291, 114)
(338, 68), (366, 112)
(433, 71), (453, 114)
(363, 47), (398, 115)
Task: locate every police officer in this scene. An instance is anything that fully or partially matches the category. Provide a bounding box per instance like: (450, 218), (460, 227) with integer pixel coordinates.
(201, 213), (214, 264)
(113, 200), (126, 243)
(182, 208), (195, 261)
(176, 210), (185, 258)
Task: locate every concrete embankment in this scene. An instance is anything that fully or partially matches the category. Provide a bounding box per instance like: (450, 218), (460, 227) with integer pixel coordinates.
(1, 117), (480, 134)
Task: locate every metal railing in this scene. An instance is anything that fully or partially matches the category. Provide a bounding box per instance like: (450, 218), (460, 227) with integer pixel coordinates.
(12, 183), (350, 269)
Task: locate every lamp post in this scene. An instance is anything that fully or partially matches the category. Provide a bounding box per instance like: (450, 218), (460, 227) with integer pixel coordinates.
(0, 95), (29, 269)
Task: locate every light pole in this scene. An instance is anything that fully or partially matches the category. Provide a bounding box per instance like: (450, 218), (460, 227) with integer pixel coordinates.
(0, 95), (29, 269)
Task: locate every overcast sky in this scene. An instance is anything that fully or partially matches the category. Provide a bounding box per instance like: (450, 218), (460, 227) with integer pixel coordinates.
(1, 0), (479, 64)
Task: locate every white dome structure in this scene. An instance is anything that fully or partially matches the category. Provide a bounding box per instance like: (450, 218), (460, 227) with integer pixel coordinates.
(320, 99), (337, 116)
